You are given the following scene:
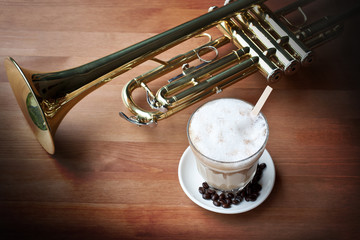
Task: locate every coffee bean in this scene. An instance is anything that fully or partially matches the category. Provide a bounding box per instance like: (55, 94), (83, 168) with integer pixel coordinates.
(235, 195), (243, 202)
(246, 185), (252, 195)
(232, 198), (241, 205)
(249, 198), (257, 202)
(207, 189), (215, 195)
(213, 200), (221, 207)
(259, 163), (267, 170)
(202, 182), (209, 189)
(202, 193), (211, 200)
(254, 174), (262, 182)
(198, 187), (205, 194)
(249, 194), (258, 201)
(255, 171), (263, 178)
(211, 193), (219, 201)
(240, 190), (246, 198)
(226, 192), (234, 199)
(252, 183), (262, 192)
(219, 193), (226, 200)
(222, 203), (231, 208)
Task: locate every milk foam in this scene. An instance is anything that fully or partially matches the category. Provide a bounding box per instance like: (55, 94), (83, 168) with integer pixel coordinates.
(188, 98), (268, 162)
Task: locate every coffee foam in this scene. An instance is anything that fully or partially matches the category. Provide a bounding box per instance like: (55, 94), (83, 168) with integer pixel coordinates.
(188, 98), (268, 163)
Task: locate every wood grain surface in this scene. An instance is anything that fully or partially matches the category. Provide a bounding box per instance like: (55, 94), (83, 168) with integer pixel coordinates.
(1, 0), (359, 239)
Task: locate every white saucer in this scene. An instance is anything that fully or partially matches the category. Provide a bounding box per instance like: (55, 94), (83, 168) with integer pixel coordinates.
(178, 147), (275, 214)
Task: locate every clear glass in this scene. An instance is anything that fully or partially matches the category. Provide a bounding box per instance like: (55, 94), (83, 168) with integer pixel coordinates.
(187, 98), (269, 191)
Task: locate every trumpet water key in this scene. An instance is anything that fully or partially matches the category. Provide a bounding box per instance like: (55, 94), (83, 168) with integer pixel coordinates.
(4, 0), (359, 154)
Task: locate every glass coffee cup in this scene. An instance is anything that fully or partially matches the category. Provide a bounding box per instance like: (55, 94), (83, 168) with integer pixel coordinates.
(187, 98), (269, 191)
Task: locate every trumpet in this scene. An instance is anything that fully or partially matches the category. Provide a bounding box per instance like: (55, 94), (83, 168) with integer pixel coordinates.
(4, 0), (358, 154)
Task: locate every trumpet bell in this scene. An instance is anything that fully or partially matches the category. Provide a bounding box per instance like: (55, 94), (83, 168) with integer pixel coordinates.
(4, 57), (55, 154)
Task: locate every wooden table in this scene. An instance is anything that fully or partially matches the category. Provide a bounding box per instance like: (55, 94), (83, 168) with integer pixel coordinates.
(1, 0), (359, 239)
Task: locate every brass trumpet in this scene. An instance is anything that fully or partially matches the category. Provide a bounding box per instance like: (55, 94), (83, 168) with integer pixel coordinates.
(4, 0), (358, 154)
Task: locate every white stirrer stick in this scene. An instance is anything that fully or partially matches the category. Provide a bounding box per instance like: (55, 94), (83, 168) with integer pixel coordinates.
(251, 86), (273, 117)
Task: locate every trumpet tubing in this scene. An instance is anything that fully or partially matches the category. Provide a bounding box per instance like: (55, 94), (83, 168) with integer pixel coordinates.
(4, 0), (359, 154)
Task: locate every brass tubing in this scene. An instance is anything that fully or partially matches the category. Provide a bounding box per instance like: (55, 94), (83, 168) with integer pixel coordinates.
(125, 35), (230, 89)
(218, 20), (282, 82)
(157, 47), (251, 106)
(174, 56), (259, 103)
